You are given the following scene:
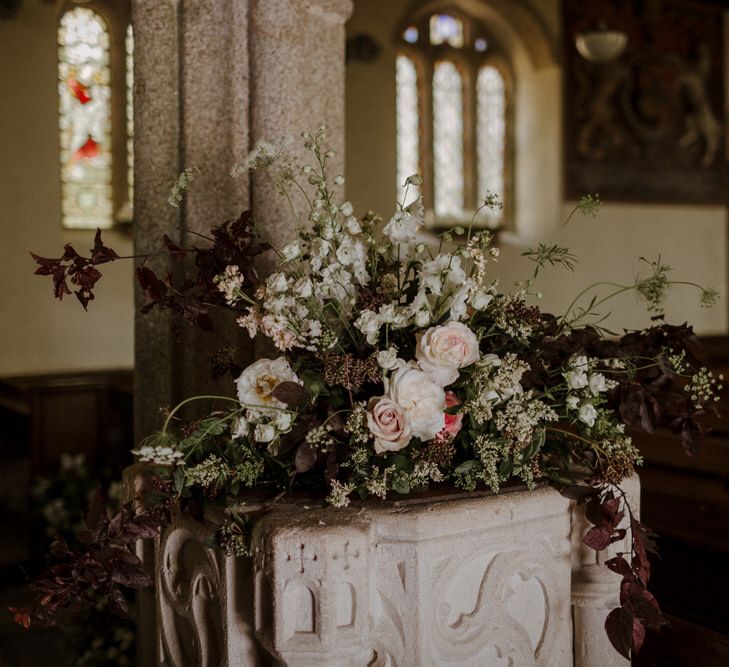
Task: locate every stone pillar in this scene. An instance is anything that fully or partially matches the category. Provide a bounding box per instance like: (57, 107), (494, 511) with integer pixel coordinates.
(570, 474), (640, 667)
(249, 0), (353, 247)
(132, 0), (251, 441)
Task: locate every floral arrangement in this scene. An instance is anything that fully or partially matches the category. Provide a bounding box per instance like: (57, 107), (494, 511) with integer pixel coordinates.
(20, 126), (723, 659)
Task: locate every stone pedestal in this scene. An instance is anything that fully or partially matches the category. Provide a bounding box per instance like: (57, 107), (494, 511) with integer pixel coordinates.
(140, 478), (638, 666)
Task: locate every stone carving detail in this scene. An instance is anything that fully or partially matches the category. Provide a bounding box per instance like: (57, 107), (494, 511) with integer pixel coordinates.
(158, 519), (223, 667)
(142, 482), (635, 666)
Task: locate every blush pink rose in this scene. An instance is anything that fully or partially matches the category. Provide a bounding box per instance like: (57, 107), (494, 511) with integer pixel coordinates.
(434, 391), (463, 443)
(416, 322), (480, 387)
(367, 397), (413, 454)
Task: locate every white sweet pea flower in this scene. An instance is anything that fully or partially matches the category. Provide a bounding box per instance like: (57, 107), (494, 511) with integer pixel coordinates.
(449, 280), (474, 322)
(566, 395), (580, 410)
(564, 355), (590, 390)
(267, 272), (289, 293)
(254, 423), (276, 443)
(578, 403), (597, 427)
(589, 373), (608, 396)
(232, 418), (250, 439)
(340, 201), (354, 217)
(471, 290), (494, 311)
(274, 411), (293, 432)
(281, 240), (301, 261)
(377, 347), (405, 371)
(344, 216), (362, 235)
(388, 364), (446, 441)
(383, 210), (423, 244)
(355, 310), (382, 345)
(293, 277), (313, 298)
(336, 237), (357, 266)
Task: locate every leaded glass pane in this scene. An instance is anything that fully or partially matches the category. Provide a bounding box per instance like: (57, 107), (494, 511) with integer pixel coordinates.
(396, 55), (420, 205)
(124, 23), (134, 219)
(477, 66), (505, 224)
(58, 8), (112, 229)
(433, 60), (464, 218)
(429, 14), (464, 48)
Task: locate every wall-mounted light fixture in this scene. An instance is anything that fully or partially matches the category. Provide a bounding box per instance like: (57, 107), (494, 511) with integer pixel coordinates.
(575, 24), (628, 64)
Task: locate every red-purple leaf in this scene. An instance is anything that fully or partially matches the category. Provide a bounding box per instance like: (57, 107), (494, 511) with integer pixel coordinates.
(632, 617), (646, 654)
(270, 381), (309, 409)
(583, 525), (613, 551)
(605, 606), (633, 660)
(294, 442), (317, 473)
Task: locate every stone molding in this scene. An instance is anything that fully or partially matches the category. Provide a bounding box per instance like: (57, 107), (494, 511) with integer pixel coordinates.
(140, 479), (638, 666)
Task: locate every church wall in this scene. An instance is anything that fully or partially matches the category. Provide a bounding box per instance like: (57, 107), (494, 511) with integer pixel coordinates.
(0, 2), (134, 376)
(346, 0), (729, 335)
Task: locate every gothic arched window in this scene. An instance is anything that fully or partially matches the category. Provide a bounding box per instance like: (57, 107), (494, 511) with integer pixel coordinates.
(58, 4), (133, 230)
(396, 10), (512, 228)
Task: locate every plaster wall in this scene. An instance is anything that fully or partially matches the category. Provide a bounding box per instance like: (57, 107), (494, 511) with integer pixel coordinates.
(0, 2), (134, 376)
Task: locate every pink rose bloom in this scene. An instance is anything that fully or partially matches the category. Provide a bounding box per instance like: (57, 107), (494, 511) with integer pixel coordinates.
(416, 321), (480, 387)
(435, 391), (463, 443)
(367, 397), (413, 454)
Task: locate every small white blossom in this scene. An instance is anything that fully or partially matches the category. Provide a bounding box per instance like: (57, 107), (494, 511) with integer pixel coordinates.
(578, 403), (598, 428)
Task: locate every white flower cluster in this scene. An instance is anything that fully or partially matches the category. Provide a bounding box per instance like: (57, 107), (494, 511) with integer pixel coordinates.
(234, 357), (302, 448)
(685, 367), (724, 408)
(132, 445), (184, 465)
(214, 265), (245, 306)
(168, 167), (199, 208)
(466, 353), (528, 425)
(563, 355), (617, 427)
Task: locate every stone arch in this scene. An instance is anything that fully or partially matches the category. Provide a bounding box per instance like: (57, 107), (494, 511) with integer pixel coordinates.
(397, 0), (558, 70)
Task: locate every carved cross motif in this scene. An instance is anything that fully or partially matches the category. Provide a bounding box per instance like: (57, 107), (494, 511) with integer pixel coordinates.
(286, 543), (318, 573)
(332, 540), (360, 570)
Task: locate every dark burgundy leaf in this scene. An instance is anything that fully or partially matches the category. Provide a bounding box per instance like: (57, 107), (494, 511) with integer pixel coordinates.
(559, 484), (598, 501)
(270, 381), (309, 410)
(680, 418), (703, 457)
(632, 617), (646, 654)
(605, 606), (633, 660)
(108, 588), (129, 618)
(110, 562), (153, 589)
(163, 235), (187, 261)
(583, 525), (614, 551)
(605, 555), (633, 578)
(294, 443), (317, 473)
(91, 229), (119, 264)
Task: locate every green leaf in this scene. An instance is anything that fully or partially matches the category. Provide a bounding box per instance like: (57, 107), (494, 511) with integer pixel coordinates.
(392, 479), (411, 494)
(173, 466), (186, 493)
(498, 460), (513, 478)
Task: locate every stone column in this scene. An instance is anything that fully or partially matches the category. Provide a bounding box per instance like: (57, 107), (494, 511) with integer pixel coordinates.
(249, 0), (353, 247)
(570, 474), (641, 667)
(132, 0), (251, 441)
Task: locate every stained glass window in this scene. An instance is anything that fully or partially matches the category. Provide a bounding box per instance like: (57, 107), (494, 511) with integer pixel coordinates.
(433, 61), (464, 218)
(429, 14), (464, 48)
(124, 23), (134, 218)
(396, 55), (420, 205)
(477, 66), (505, 224)
(403, 26), (418, 44)
(58, 8), (113, 230)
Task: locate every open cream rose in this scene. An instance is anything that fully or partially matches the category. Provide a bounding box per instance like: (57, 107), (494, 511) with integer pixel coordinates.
(367, 397), (412, 454)
(388, 364), (446, 441)
(415, 322), (480, 387)
(235, 357), (302, 416)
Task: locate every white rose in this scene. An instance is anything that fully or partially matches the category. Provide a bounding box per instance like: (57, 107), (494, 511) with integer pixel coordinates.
(377, 347), (404, 371)
(235, 357), (303, 415)
(254, 423), (276, 443)
(589, 373), (608, 396)
(281, 240), (301, 261)
(388, 364), (446, 441)
(416, 322), (480, 387)
(578, 403), (597, 428)
(367, 397), (412, 454)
